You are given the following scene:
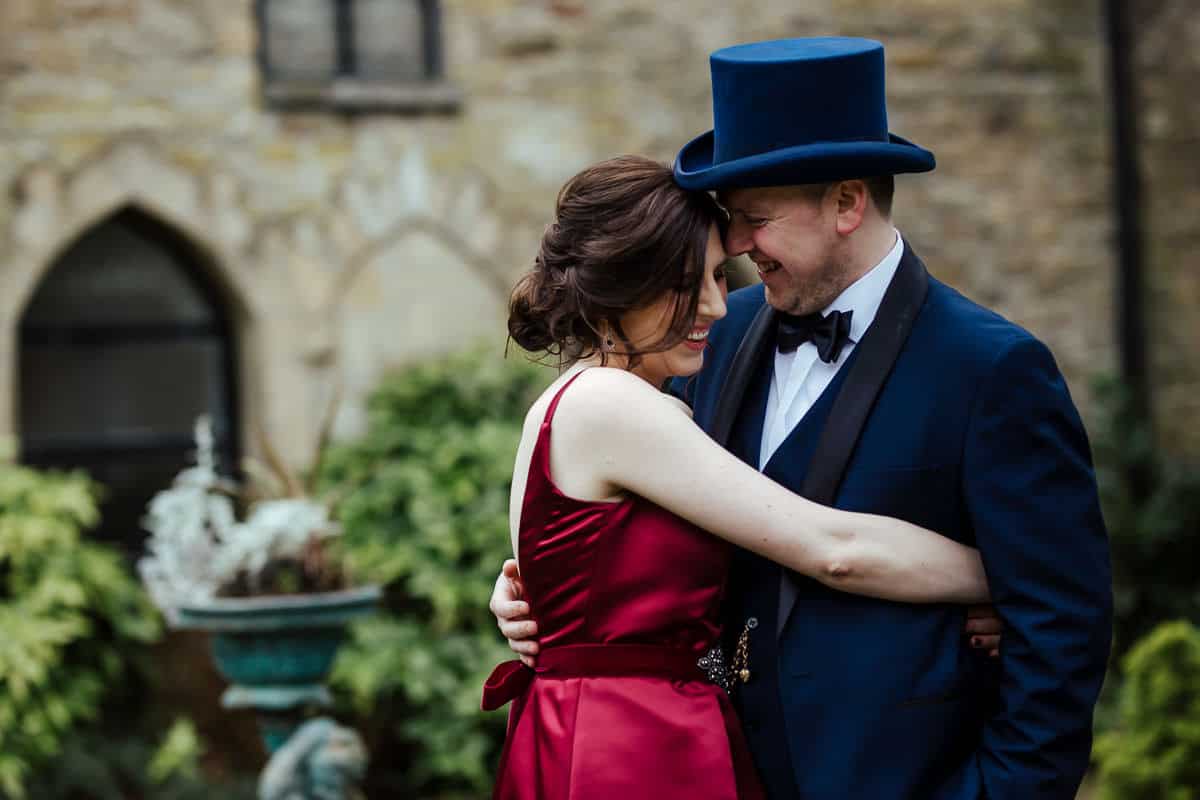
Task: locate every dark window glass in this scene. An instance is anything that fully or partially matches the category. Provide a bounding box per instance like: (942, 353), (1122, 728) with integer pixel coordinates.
(22, 215), (215, 326)
(353, 0), (426, 80)
(19, 208), (239, 552)
(258, 0), (441, 83)
(263, 0), (338, 80)
(20, 339), (225, 440)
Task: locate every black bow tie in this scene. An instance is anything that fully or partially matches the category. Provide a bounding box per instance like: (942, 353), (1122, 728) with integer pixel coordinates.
(776, 309), (854, 363)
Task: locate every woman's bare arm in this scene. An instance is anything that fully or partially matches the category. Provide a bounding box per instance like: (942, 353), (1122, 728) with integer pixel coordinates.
(560, 370), (989, 605)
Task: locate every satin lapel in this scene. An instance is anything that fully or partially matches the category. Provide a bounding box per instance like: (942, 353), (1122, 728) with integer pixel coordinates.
(735, 336), (775, 470)
(708, 303), (776, 448)
(776, 242), (931, 637)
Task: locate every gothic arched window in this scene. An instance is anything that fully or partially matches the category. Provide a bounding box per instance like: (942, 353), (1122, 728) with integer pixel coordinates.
(18, 208), (240, 551)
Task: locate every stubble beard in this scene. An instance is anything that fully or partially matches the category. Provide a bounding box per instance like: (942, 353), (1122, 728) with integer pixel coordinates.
(767, 256), (856, 316)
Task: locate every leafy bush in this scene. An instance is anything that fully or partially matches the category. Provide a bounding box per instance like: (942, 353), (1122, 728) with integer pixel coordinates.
(21, 718), (258, 800)
(1091, 377), (1200, 660)
(0, 448), (162, 798)
(1093, 620), (1200, 799)
(317, 348), (551, 796)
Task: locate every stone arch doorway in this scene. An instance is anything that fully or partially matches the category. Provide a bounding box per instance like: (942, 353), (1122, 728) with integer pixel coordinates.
(18, 206), (240, 550)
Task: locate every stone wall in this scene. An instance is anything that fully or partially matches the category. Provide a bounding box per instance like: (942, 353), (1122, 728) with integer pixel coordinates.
(1137, 0), (1200, 455)
(0, 0), (1189, 467)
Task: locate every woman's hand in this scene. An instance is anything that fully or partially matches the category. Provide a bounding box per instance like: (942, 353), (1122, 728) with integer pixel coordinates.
(965, 604), (1003, 658)
(490, 559), (540, 667)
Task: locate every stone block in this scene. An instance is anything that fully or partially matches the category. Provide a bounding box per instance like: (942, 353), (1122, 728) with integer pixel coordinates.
(342, 180), (391, 240)
(488, 7), (562, 58)
(138, 0), (211, 56)
(11, 166), (63, 250)
(334, 229), (506, 438)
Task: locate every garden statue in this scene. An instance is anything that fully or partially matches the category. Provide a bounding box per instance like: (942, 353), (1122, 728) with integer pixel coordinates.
(258, 717), (368, 800)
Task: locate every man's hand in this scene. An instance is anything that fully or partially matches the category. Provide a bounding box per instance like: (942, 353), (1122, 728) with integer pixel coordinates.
(965, 604), (1003, 658)
(490, 559), (540, 667)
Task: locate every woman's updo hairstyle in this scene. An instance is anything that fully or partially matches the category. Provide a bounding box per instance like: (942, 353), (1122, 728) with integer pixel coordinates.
(508, 155), (727, 367)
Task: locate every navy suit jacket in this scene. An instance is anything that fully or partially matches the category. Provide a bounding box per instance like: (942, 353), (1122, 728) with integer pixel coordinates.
(673, 250), (1112, 799)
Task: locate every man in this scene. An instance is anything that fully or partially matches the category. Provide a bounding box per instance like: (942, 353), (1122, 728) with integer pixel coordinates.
(493, 37), (1111, 799)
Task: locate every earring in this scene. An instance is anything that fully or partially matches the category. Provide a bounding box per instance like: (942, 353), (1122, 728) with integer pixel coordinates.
(605, 336), (615, 350)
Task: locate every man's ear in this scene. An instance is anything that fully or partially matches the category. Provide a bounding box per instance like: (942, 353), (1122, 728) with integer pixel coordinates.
(833, 180), (869, 236)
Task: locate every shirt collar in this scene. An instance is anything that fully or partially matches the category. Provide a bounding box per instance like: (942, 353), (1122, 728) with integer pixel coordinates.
(822, 229), (903, 345)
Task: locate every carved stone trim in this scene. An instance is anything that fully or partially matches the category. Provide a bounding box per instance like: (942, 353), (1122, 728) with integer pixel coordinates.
(262, 80), (463, 114)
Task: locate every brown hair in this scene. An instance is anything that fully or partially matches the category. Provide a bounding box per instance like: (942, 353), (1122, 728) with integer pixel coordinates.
(783, 175), (894, 217)
(508, 155), (726, 367)
(863, 175), (894, 217)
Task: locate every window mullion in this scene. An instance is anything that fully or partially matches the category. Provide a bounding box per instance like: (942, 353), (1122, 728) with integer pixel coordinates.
(423, 0), (442, 79)
(335, 0), (356, 77)
(255, 0), (273, 80)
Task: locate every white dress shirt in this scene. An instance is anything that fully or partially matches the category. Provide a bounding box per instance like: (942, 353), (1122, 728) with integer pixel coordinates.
(759, 231), (904, 469)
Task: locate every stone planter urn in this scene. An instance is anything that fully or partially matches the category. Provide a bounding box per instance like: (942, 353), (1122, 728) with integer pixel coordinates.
(176, 585), (381, 754)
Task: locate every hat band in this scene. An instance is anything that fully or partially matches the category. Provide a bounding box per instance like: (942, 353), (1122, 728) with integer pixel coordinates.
(714, 130), (890, 166)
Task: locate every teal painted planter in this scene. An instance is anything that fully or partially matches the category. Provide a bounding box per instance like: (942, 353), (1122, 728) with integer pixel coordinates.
(176, 585), (381, 752)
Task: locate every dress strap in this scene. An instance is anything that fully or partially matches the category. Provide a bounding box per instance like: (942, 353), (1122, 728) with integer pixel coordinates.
(541, 367), (591, 429)
(525, 367), (593, 496)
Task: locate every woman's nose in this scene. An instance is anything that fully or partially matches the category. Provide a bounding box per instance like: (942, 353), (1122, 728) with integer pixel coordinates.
(724, 224), (752, 258)
(699, 283), (727, 321)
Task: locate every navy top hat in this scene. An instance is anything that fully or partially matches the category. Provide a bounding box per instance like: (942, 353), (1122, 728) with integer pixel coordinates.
(674, 38), (935, 191)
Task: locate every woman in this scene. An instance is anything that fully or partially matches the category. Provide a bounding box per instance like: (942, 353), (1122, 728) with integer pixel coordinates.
(484, 156), (999, 800)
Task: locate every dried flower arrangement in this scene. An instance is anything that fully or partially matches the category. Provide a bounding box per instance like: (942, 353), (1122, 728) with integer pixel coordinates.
(139, 408), (348, 625)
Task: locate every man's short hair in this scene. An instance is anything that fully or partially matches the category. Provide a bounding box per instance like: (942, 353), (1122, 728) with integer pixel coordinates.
(863, 175), (895, 218)
(715, 175), (895, 218)
(799, 175), (895, 217)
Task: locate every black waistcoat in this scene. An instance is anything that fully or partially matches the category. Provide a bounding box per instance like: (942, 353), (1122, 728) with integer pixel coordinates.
(724, 346), (857, 800)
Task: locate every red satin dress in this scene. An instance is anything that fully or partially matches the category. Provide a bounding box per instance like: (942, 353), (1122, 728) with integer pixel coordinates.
(483, 371), (763, 800)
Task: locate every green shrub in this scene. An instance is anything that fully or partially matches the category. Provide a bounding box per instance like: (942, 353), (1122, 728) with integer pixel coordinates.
(21, 718), (258, 800)
(1091, 377), (1200, 660)
(1093, 620), (1200, 799)
(0, 448), (162, 798)
(318, 347), (551, 797)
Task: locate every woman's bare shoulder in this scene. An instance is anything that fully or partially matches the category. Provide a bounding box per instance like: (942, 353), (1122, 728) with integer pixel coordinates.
(552, 368), (692, 439)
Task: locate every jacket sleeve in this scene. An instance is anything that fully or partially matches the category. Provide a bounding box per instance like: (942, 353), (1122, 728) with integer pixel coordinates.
(943, 336), (1112, 799)
(666, 375), (695, 406)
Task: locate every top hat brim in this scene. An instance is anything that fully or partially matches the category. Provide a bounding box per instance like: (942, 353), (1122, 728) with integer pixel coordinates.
(673, 129), (935, 191)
